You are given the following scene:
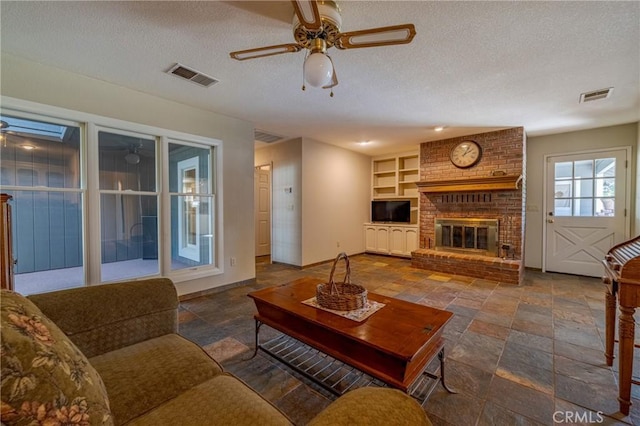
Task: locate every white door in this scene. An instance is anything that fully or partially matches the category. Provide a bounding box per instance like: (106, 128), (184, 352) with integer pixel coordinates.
(544, 149), (629, 276)
(254, 165), (271, 257)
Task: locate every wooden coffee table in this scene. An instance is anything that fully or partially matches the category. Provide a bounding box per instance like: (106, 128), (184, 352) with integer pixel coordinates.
(248, 277), (454, 398)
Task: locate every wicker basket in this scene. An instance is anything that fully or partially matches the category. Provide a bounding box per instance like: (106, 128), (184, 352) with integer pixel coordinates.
(316, 252), (368, 311)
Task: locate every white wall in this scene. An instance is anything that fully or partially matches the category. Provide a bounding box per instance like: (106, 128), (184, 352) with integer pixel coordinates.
(636, 122), (640, 235)
(301, 138), (370, 265)
(255, 137), (370, 267)
(1, 53), (256, 296)
(254, 139), (303, 266)
(525, 123), (638, 269)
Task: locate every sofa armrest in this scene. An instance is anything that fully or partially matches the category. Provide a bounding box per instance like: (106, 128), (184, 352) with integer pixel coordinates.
(28, 278), (178, 358)
(308, 387), (432, 426)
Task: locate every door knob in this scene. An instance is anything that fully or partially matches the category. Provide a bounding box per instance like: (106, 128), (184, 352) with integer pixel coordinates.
(547, 219), (554, 223)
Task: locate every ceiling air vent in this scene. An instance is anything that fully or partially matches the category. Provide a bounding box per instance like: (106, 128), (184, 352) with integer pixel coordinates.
(255, 130), (286, 143)
(167, 63), (219, 88)
(579, 87), (613, 103)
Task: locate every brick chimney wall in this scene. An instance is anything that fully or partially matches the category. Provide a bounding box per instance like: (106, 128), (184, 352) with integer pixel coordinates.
(418, 127), (526, 260)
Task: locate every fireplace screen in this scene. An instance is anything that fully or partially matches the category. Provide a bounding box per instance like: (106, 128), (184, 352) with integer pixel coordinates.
(435, 218), (499, 257)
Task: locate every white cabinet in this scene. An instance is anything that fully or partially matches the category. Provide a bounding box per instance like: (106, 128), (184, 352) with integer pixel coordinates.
(364, 223), (418, 258)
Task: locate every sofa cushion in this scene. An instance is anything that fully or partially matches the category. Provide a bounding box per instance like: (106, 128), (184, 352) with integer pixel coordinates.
(307, 387), (432, 426)
(126, 374), (292, 426)
(0, 290), (113, 425)
(89, 333), (223, 425)
(28, 278), (178, 358)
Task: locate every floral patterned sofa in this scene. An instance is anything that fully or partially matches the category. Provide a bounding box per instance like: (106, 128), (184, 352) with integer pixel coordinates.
(1, 278), (431, 425)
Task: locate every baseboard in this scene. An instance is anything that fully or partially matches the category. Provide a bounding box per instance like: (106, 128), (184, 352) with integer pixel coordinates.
(178, 277), (256, 301)
(272, 252), (367, 270)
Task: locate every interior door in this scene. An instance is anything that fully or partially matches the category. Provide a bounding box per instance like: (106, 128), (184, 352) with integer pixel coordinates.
(544, 149), (629, 276)
(255, 165), (271, 257)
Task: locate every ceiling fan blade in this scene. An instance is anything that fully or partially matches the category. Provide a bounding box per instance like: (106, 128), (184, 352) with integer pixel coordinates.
(336, 24), (416, 49)
(230, 43), (302, 61)
(291, 0), (322, 32)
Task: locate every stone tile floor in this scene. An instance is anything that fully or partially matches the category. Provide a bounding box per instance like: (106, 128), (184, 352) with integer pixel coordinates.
(178, 254), (640, 425)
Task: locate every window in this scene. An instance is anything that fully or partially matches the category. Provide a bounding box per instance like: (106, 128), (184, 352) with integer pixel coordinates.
(98, 129), (158, 282)
(1, 108), (221, 294)
(169, 142), (214, 270)
(0, 114), (84, 294)
(554, 157), (616, 217)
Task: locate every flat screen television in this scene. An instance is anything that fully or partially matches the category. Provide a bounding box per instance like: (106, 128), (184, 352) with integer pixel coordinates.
(371, 200), (411, 223)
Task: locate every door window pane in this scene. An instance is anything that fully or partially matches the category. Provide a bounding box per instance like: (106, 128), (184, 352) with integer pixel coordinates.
(553, 157), (616, 217)
(574, 198), (593, 216)
(554, 181), (572, 198)
(595, 158), (615, 177)
(574, 160), (593, 178)
(595, 198), (615, 217)
(596, 178), (615, 197)
(576, 179), (593, 197)
(555, 199), (572, 217)
(555, 162), (572, 179)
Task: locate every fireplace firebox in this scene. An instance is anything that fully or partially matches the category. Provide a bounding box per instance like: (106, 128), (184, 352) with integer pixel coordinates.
(434, 218), (499, 257)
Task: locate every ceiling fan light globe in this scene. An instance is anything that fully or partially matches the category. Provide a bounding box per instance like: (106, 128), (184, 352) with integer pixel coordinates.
(304, 52), (333, 87)
(125, 152), (141, 165)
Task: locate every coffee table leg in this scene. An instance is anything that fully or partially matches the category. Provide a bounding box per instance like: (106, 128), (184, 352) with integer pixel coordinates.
(439, 348), (457, 394)
(250, 319), (263, 359)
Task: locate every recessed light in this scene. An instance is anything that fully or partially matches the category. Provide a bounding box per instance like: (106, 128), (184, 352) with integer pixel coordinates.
(358, 141), (371, 145)
(21, 144), (35, 150)
(434, 126), (445, 132)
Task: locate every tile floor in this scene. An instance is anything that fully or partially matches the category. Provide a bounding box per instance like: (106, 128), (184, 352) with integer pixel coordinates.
(178, 254), (640, 425)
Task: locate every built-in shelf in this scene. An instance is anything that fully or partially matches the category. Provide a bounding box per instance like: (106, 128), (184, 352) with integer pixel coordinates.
(372, 152), (419, 199)
(416, 175), (522, 193)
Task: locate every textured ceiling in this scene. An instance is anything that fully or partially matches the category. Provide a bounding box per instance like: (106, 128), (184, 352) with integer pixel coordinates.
(1, 1), (638, 156)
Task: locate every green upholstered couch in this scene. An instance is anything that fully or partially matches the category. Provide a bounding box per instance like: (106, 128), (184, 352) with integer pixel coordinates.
(1, 278), (431, 426)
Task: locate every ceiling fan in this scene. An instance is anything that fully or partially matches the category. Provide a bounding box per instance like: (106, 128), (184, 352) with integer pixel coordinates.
(229, 0), (416, 95)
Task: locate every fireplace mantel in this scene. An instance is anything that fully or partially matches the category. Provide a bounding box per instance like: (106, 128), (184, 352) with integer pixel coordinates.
(416, 175), (522, 193)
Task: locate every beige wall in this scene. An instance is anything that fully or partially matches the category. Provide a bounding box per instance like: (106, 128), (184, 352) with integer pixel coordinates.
(255, 138), (370, 267)
(301, 138), (370, 265)
(254, 139), (303, 266)
(1, 53), (256, 296)
(636, 122), (640, 235)
(525, 123), (638, 269)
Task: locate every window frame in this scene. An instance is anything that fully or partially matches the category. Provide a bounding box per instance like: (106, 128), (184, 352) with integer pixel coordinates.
(1, 102), (224, 289)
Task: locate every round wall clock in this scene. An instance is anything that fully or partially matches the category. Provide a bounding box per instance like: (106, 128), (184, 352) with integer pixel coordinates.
(450, 140), (482, 168)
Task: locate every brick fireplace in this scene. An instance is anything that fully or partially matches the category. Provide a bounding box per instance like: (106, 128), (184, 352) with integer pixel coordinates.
(411, 127), (526, 284)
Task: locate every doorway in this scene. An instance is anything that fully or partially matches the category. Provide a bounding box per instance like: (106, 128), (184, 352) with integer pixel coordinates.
(544, 148), (630, 277)
(255, 164), (271, 257)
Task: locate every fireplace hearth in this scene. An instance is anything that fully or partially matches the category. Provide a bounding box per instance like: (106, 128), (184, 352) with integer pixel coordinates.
(435, 218), (499, 257)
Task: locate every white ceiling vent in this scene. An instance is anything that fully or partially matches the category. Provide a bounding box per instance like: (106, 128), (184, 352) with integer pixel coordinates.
(255, 130), (286, 143)
(167, 63), (219, 88)
(579, 87), (613, 103)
